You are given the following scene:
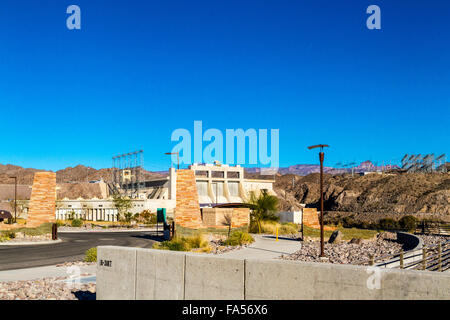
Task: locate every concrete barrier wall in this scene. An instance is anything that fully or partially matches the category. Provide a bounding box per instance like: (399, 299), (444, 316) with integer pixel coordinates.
(96, 246), (137, 300)
(135, 248), (185, 300)
(184, 254), (244, 300)
(97, 246), (450, 300)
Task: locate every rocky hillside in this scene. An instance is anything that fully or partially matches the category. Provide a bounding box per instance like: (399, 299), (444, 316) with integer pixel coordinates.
(274, 172), (450, 217)
(0, 164), (167, 185)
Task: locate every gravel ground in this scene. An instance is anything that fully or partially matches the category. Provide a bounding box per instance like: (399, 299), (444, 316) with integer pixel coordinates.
(281, 232), (402, 265)
(0, 277), (96, 300)
(420, 234), (449, 246)
(281, 232), (449, 265)
(0, 232), (56, 244)
(55, 261), (96, 268)
(58, 225), (151, 232)
(209, 239), (249, 254)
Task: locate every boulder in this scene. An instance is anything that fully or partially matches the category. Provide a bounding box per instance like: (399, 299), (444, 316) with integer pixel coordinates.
(349, 238), (362, 244)
(328, 230), (343, 244)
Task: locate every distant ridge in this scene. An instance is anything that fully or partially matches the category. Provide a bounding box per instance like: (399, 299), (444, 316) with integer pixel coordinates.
(0, 160), (412, 184)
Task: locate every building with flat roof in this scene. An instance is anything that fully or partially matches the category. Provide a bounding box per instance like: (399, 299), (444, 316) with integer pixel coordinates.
(55, 163), (274, 221)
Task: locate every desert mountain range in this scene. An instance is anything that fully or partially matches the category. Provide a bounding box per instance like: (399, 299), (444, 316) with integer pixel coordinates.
(0, 163), (449, 219)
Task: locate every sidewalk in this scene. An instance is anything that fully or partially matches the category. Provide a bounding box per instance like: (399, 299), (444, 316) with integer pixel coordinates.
(0, 264), (96, 282)
(218, 234), (301, 259)
(59, 228), (156, 233)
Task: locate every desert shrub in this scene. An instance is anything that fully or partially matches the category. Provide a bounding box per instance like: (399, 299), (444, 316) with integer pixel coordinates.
(56, 220), (66, 227)
(153, 233), (210, 252)
(84, 247), (97, 262)
(0, 230), (16, 240)
(399, 215), (418, 232)
(224, 231), (254, 246)
(138, 210), (157, 224)
(185, 233), (208, 249)
(378, 218), (399, 230)
(342, 215), (357, 228)
(359, 221), (372, 229)
(71, 219), (83, 227)
(5, 231), (16, 239)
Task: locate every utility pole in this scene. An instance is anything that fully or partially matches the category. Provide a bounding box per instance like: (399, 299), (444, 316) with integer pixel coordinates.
(307, 144), (329, 258)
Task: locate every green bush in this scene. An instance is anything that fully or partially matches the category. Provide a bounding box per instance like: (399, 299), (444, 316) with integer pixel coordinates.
(4, 231), (16, 239)
(0, 230), (16, 241)
(71, 219), (83, 227)
(342, 216), (356, 228)
(224, 231), (254, 246)
(399, 215), (418, 232)
(378, 218), (399, 230)
(84, 247), (97, 262)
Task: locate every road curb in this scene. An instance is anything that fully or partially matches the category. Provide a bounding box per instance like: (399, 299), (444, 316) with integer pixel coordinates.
(0, 239), (63, 246)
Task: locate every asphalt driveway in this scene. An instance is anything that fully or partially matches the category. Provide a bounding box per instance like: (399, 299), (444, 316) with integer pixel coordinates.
(0, 231), (160, 271)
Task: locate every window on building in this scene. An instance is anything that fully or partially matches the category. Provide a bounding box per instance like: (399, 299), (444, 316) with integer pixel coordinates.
(195, 170), (208, 177)
(227, 171), (240, 179)
(211, 171), (224, 178)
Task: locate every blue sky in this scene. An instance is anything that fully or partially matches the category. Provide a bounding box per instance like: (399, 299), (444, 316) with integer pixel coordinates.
(0, 0), (449, 171)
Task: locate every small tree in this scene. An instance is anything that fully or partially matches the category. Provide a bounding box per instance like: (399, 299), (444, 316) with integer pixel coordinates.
(222, 213), (233, 238)
(112, 195), (132, 222)
(246, 190), (279, 233)
(123, 212), (135, 223)
(9, 198), (28, 219)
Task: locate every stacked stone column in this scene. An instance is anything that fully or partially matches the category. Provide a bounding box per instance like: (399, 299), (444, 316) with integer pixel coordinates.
(27, 172), (56, 227)
(175, 170), (203, 228)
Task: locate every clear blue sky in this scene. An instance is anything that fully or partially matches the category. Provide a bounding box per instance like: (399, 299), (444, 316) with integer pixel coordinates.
(0, 0), (449, 171)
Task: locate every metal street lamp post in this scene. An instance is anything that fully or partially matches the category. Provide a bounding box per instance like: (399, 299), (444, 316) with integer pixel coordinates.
(307, 144), (329, 258)
(165, 152), (180, 170)
(10, 176), (17, 223)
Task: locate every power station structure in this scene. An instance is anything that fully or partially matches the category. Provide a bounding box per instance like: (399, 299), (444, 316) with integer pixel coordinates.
(111, 150), (144, 196)
(400, 154), (447, 173)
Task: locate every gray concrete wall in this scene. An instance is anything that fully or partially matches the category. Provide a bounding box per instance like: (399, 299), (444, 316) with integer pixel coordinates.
(96, 246), (450, 300)
(184, 254), (244, 300)
(97, 246), (137, 300)
(135, 248), (185, 300)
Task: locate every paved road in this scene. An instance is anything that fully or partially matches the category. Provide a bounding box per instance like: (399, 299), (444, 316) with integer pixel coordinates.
(0, 231), (160, 271)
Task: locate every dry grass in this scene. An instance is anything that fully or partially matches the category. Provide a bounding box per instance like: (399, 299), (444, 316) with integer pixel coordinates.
(249, 220), (299, 235)
(303, 225), (377, 240)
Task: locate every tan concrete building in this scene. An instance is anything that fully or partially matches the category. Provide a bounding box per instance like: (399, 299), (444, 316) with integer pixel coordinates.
(55, 163), (274, 222)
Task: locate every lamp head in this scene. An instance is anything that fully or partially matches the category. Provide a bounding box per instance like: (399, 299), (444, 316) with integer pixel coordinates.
(307, 144), (330, 152)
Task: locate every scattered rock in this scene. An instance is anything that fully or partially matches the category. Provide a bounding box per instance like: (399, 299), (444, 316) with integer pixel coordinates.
(282, 232), (403, 265)
(349, 238), (362, 244)
(0, 277), (95, 300)
(377, 232), (397, 240)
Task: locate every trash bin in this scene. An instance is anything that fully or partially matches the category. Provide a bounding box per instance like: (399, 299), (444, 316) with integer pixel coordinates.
(163, 222), (170, 240)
